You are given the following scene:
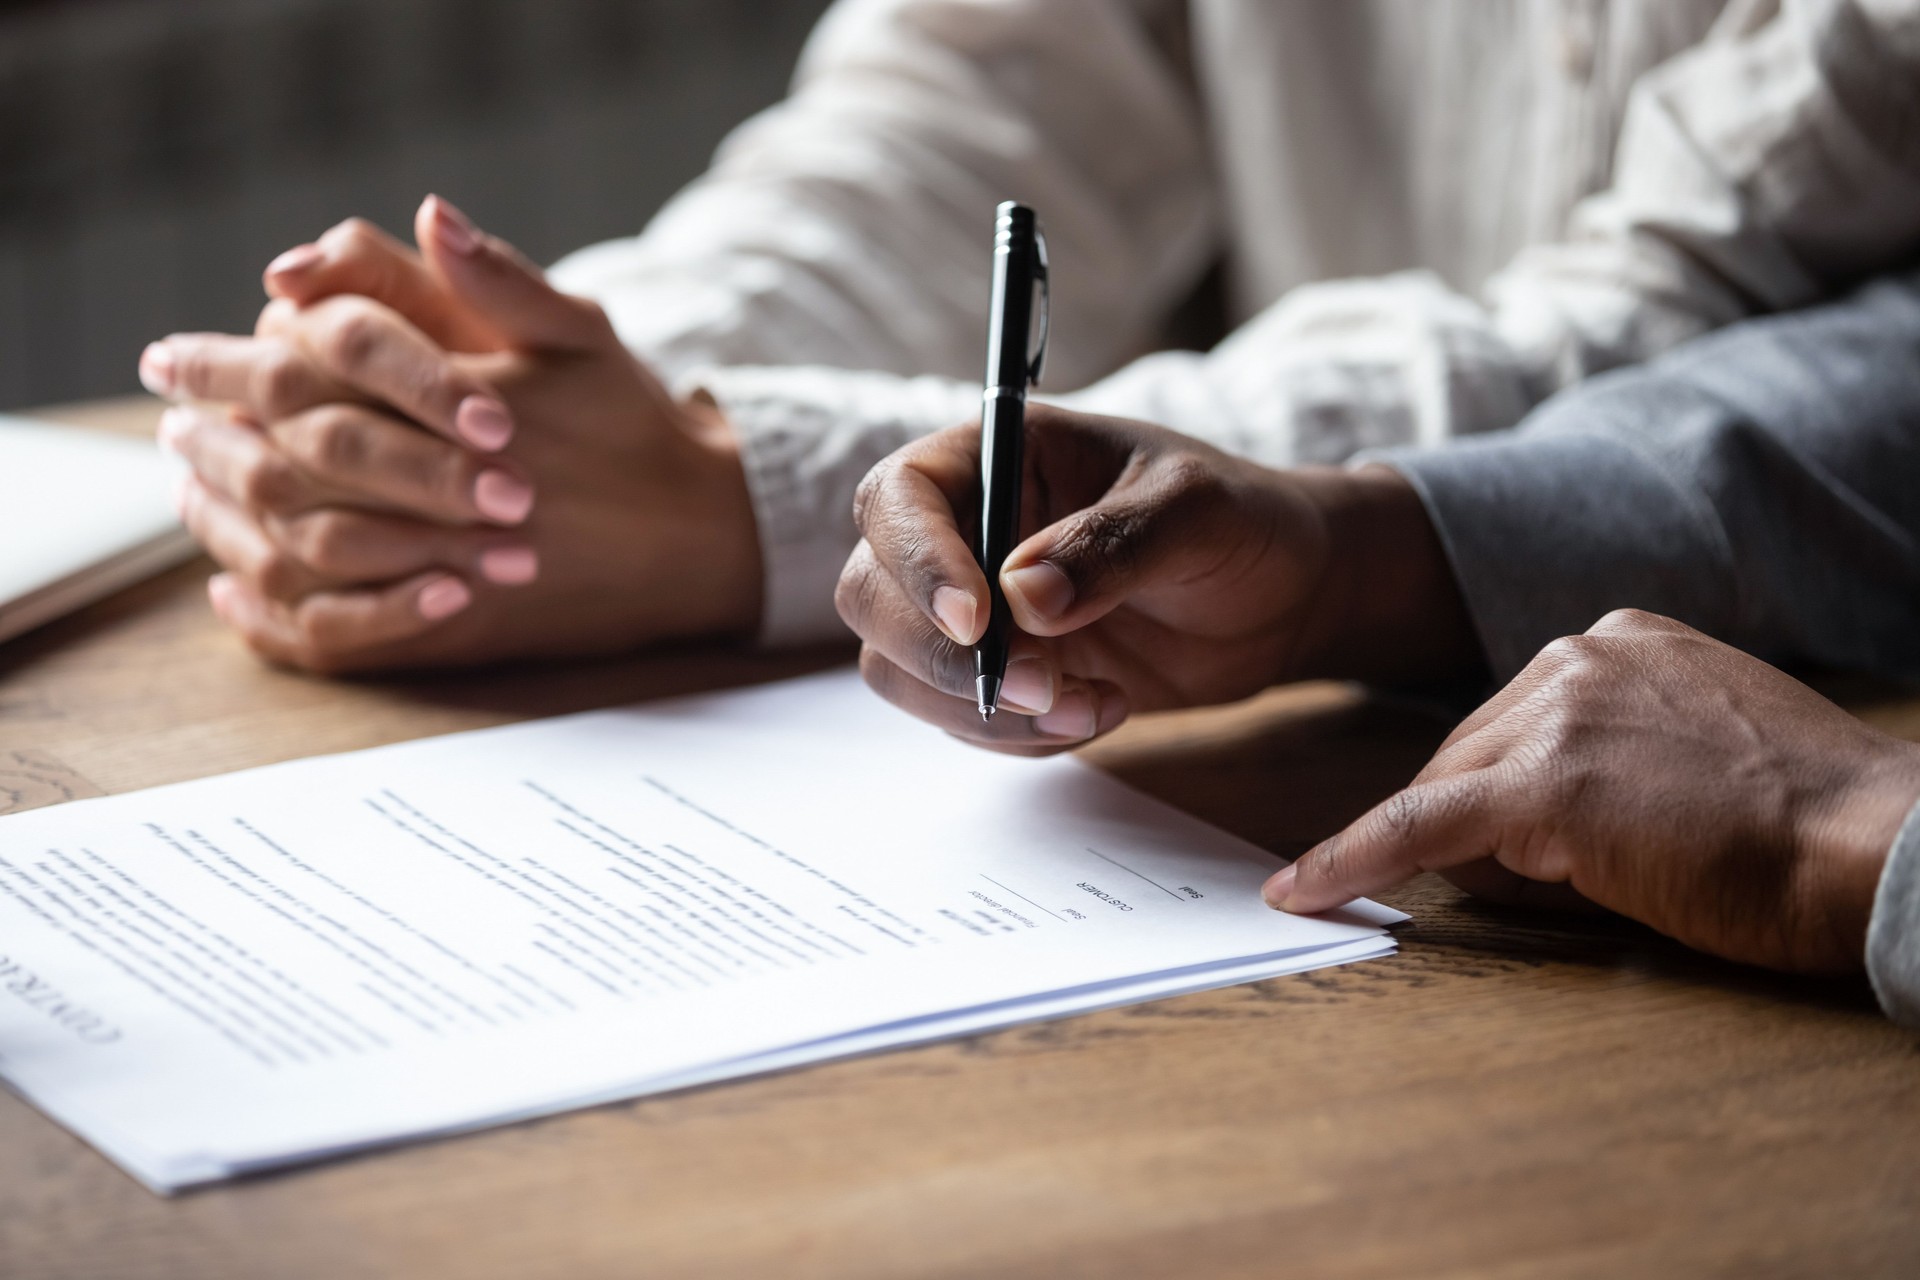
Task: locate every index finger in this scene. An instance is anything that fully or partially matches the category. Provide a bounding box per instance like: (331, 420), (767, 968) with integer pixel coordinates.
(288, 295), (510, 450)
(144, 333), (347, 416)
(1267, 769), (1506, 914)
(849, 424), (992, 647)
(146, 302), (511, 452)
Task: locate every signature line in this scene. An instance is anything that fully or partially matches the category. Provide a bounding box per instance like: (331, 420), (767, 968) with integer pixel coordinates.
(1084, 848), (1185, 902)
(979, 875), (1068, 922)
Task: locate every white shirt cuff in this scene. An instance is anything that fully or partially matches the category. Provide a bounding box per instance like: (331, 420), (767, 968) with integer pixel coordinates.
(683, 365), (979, 648)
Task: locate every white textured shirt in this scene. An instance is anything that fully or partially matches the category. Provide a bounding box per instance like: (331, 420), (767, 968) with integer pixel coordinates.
(548, 0), (1920, 645)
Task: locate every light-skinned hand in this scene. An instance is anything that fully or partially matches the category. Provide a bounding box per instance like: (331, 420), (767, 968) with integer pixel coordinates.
(139, 197), (760, 672)
(1269, 610), (1920, 974)
(835, 405), (1483, 754)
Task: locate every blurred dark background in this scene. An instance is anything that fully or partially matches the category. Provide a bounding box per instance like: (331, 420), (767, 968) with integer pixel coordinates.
(0, 0), (834, 410)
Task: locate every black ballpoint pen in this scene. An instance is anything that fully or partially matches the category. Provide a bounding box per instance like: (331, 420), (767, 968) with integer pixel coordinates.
(974, 201), (1050, 721)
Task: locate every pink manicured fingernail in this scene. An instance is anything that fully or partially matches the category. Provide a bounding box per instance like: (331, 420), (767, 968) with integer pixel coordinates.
(430, 195), (482, 257)
(1003, 562), (1074, 623)
(139, 343), (176, 397)
(474, 470), (534, 524)
(1263, 865), (1298, 911)
(266, 244), (323, 278)
(417, 576), (473, 621)
(1001, 656), (1054, 714)
(479, 546), (539, 585)
(930, 585), (978, 645)
(1034, 689), (1097, 740)
(457, 395), (513, 451)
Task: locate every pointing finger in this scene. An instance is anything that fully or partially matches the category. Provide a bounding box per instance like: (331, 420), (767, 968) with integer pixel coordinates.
(1268, 770), (1509, 914)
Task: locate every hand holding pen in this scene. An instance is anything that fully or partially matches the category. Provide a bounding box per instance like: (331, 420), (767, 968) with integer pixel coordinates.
(834, 204), (1481, 755)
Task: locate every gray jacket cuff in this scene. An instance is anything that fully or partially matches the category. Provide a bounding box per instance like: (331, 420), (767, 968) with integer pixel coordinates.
(1868, 797), (1920, 1029)
(1367, 429), (1738, 681)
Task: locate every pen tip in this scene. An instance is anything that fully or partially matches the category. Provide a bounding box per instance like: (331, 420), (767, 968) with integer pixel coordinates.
(975, 675), (1000, 723)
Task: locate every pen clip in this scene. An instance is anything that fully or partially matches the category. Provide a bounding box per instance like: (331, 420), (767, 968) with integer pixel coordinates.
(1028, 227), (1050, 388)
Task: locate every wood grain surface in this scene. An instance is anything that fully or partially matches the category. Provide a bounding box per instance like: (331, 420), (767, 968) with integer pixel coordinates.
(2, 401), (1917, 1280)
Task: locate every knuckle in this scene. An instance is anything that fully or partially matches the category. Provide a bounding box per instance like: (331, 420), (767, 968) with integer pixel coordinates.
(321, 305), (383, 372)
(834, 546), (883, 631)
(285, 510), (358, 573)
(1512, 698), (1586, 774)
(236, 453), (297, 511)
(251, 348), (310, 415)
(299, 407), (369, 475)
(255, 297), (299, 338)
(1052, 504), (1148, 583)
(168, 341), (211, 397)
(1533, 633), (1598, 675)
(1305, 836), (1354, 891)
(1155, 450), (1224, 506)
(1591, 606), (1662, 636)
(1538, 634), (1587, 664)
(850, 459), (901, 534)
(255, 554), (305, 600)
(1375, 787), (1429, 846)
(322, 217), (379, 253)
(287, 601), (345, 672)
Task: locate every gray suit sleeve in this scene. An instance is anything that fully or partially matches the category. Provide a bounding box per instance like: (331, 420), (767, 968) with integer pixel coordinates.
(1869, 799), (1920, 1029)
(1379, 271), (1920, 1025)
(1372, 271), (1920, 682)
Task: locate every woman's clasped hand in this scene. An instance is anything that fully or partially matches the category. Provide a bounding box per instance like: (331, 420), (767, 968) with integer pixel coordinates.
(142, 196), (762, 673)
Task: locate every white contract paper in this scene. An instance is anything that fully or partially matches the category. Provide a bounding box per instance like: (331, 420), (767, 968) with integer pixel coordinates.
(0, 670), (1402, 1191)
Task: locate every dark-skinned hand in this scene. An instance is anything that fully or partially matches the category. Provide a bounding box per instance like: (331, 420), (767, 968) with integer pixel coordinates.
(835, 404), (1480, 754)
(1270, 610), (1920, 974)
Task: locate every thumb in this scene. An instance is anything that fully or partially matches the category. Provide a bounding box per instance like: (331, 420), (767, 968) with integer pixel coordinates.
(999, 453), (1240, 636)
(417, 195), (612, 352)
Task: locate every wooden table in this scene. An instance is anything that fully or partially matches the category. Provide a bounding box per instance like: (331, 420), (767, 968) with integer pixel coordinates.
(4, 401), (1918, 1279)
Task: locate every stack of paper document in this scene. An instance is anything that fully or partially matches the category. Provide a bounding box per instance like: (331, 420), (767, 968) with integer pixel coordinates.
(0, 414), (195, 643)
(0, 670), (1401, 1192)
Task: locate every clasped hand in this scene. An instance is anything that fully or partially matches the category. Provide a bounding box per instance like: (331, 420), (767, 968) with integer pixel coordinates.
(143, 196), (759, 673)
